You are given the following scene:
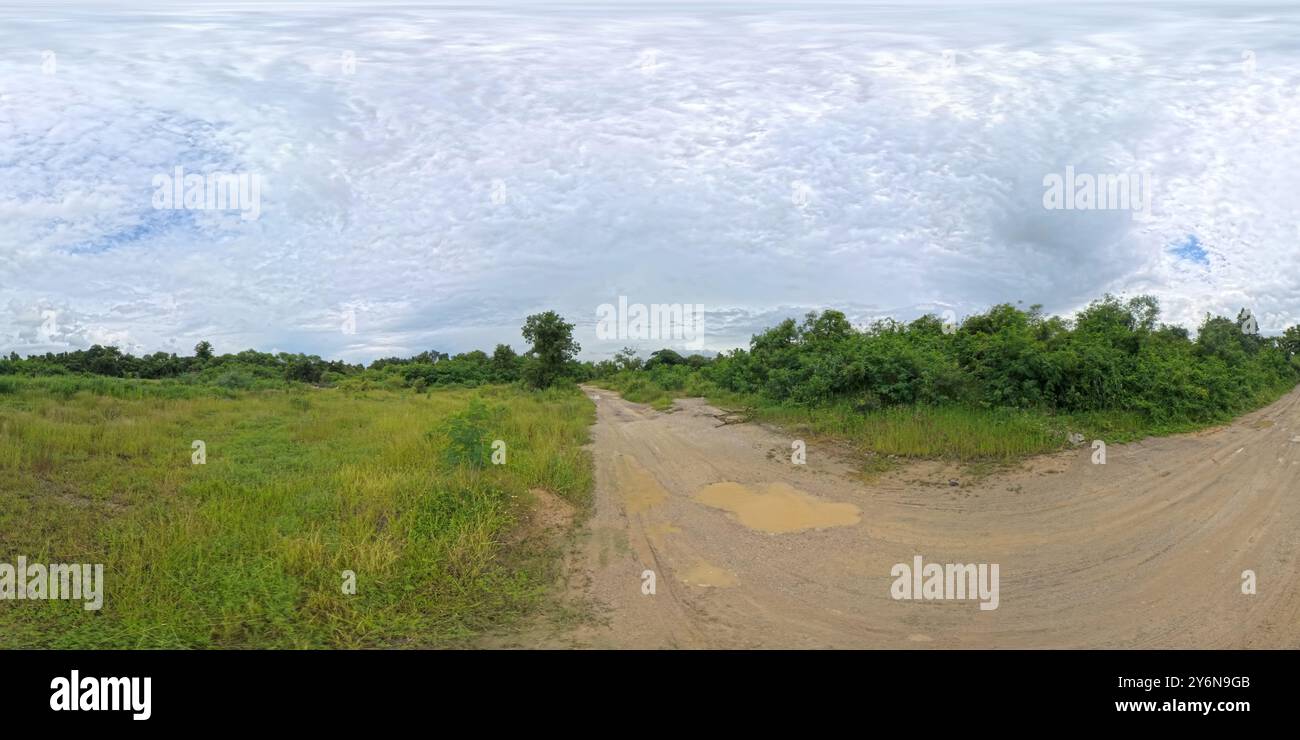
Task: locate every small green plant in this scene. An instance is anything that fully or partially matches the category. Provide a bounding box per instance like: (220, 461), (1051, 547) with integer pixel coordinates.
(437, 398), (496, 468)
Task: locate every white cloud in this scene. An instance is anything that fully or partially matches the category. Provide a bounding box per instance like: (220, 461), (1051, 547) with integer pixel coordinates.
(1, 1), (1297, 361)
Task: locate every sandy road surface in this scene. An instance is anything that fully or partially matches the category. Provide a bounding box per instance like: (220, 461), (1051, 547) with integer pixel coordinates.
(551, 385), (1300, 649)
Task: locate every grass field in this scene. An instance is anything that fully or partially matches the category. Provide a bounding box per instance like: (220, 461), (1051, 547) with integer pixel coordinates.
(0, 376), (593, 648)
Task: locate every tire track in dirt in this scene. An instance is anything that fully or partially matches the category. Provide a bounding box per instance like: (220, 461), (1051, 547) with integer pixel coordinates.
(557, 385), (1300, 648)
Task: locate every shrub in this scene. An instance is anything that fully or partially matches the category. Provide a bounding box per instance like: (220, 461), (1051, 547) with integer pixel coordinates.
(213, 370), (254, 391)
(436, 398), (499, 469)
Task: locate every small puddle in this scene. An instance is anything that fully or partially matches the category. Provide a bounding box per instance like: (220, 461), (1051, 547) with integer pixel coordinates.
(695, 481), (861, 533)
(681, 562), (739, 588)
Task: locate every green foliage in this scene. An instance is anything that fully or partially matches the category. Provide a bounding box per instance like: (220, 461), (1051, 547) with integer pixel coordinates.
(0, 344), (358, 384)
(1281, 325), (1300, 359)
(597, 296), (1300, 451)
(212, 369), (256, 391)
(437, 398), (499, 468)
(644, 348), (686, 369)
(491, 344), (522, 382)
(285, 358), (324, 383)
(521, 311), (580, 389)
(3, 302), (1293, 417)
(613, 346), (643, 372)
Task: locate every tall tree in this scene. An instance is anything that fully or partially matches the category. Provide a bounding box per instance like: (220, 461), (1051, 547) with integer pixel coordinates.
(521, 311), (579, 389)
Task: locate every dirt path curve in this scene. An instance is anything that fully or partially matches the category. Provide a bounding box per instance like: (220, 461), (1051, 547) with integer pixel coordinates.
(558, 385), (1300, 648)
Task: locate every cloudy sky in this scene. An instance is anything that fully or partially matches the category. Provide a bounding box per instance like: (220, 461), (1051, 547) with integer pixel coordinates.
(1, 1), (1298, 362)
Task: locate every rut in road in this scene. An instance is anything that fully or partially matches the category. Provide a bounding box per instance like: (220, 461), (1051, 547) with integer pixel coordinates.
(554, 384), (1300, 648)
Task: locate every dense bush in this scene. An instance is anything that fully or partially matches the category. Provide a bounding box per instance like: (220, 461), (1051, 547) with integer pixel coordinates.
(0, 310), (582, 393)
(6, 298), (1295, 423)
(603, 296), (1299, 426)
(2, 340), (530, 393)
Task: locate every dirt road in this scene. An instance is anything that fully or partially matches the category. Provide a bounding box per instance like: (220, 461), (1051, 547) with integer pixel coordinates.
(555, 385), (1300, 648)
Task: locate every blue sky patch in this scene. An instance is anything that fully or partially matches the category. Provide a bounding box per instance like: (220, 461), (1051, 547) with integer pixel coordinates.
(1170, 235), (1209, 266)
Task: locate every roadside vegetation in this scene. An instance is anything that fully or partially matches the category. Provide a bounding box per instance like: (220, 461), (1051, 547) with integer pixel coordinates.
(4, 298), (1298, 646)
(0, 312), (592, 648)
(591, 296), (1300, 462)
(0, 379), (592, 648)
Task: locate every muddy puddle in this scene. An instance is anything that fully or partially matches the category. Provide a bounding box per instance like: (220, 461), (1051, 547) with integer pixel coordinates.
(617, 456), (668, 513)
(695, 481), (861, 533)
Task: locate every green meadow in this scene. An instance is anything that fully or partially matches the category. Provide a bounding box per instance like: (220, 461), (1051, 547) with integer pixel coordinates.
(0, 376), (592, 648)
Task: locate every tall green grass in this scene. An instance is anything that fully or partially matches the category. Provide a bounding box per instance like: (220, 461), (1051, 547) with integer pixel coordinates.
(593, 371), (1294, 462)
(0, 376), (593, 648)
(753, 401), (1062, 460)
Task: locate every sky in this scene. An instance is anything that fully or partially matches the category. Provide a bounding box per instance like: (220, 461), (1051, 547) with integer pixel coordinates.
(1, 1), (1298, 362)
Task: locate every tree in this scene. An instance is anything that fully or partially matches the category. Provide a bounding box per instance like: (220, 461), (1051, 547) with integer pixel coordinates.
(645, 348), (685, 369)
(800, 309), (855, 344)
(521, 311), (579, 389)
(194, 341), (214, 361)
(1196, 314), (1252, 362)
(1279, 325), (1300, 359)
(491, 344), (520, 382)
(285, 358), (323, 383)
(613, 346), (642, 372)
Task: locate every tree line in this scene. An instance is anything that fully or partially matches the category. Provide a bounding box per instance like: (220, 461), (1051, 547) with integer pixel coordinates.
(4, 298), (1299, 424)
(0, 311), (587, 392)
(610, 296), (1300, 425)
